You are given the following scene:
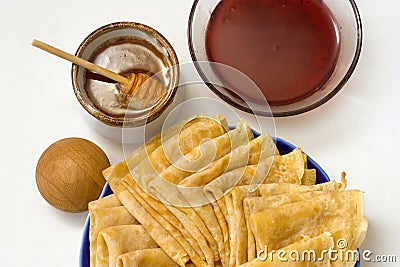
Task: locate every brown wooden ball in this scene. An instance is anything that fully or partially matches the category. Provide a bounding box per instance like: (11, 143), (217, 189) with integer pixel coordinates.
(36, 138), (110, 213)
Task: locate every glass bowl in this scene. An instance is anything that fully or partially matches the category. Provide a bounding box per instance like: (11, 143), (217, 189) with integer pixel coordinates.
(188, 0), (362, 116)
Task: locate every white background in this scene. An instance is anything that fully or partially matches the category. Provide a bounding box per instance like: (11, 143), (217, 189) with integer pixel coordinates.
(0, 0), (399, 266)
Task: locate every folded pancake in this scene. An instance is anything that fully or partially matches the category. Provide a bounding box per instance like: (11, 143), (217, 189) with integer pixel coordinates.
(102, 114), (228, 183)
(153, 188), (221, 264)
(245, 175), (346, 261)
(202, 163), (268, 265)
(147, 179), (228, 266)
(261, 148), (304, 185)
(239, 232), (334, 267)
(123, 175), (213, 267)
(192, 205), (228, 266)
(208, 199), (230, 266)
(202, 148), (306, 266)
(225, 186), (259, 266)
(202, 145), (302, 219)
(203, 157), (274, 201)
(257, 173), (347, 197)
(89, 194), (138, 267)
(224, 154), (307, 267)
(302, 152), (307, 167)
(204, 197), (231, 266)
(163, 203), (216, 265)
(161, 119), (253, 184)
(96, 225), (158, 267)
(108, 176), (190, 266)
(116, 248), (179, 267)
(102, 116), (194, 182)
(179, 134), (275, 188)
(302, 168), (317, 185)
(243, 191), (332, 261)
(89, 193), (121, 209)
(205, 149), (305, 199)
(151, 183), (227, 265)
(299, 149), (316, 186)
(203, 157), (274, 239)
(203, 147), (305, 206)
(150, 116), (229, 174)
(131, 116), (228, 196)
(250, 190), (367, 267)
(125, 178), (208, 267)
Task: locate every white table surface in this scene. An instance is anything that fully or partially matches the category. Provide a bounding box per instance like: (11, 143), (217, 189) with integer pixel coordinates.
(0, 0), (399, 266)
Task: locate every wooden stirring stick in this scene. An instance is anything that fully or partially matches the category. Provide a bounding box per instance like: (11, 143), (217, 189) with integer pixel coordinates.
(31, 39), (160, 101)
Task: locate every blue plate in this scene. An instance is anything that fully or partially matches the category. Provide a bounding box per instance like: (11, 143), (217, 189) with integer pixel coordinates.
(79, 136), (360, 267)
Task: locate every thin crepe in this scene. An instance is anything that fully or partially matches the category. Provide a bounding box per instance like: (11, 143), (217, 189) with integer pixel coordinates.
(89, 194), (138, 267)
(108, 176), (190, 266)
(155, 192), (222, 264)
(250, 190), (368, 267)
(148, 117), (229, 174)
(203, 145), (304, 226)
(116, 248), (179, 267)
(225, 186), (258, 266)
(131, 116), (228, 195)
(149, 183), (227, 265)
(122, 177), (208, 267)
(302, 169), (317, 185)
(204, 148), (307, 265)
(161, 119), (253, 184)
(223, 149), (307, 267)
(124, 174), (214, 267)
(261, 148), (305, 185)
(192, 204), (228, 266)
(244, 191), (334, 261)
(245, 176), (347, 261)
(179, 134), (275, 187)
(102, 116), (192, 181)
(239, 232), (334, 267)
(102, 114), (228, 182)
(95, 225), (158, 267)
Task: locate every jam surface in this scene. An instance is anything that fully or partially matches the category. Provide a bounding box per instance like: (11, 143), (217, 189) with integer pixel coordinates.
(206, 0), (340, 105)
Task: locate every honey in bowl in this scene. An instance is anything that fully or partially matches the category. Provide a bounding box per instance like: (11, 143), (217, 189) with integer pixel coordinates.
(84, 36), (171, 118)
(70, 22), (181, 142)
(206, 0), (340, 106)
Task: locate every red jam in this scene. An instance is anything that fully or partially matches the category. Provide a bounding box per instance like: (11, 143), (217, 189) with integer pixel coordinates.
(206, 0), (340, 105)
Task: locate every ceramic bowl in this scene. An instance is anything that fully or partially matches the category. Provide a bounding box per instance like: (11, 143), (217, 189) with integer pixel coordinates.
(72, 22), (182, 143)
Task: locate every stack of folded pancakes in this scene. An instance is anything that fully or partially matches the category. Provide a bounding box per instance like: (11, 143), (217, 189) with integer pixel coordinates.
(88, 114), (368, 267)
